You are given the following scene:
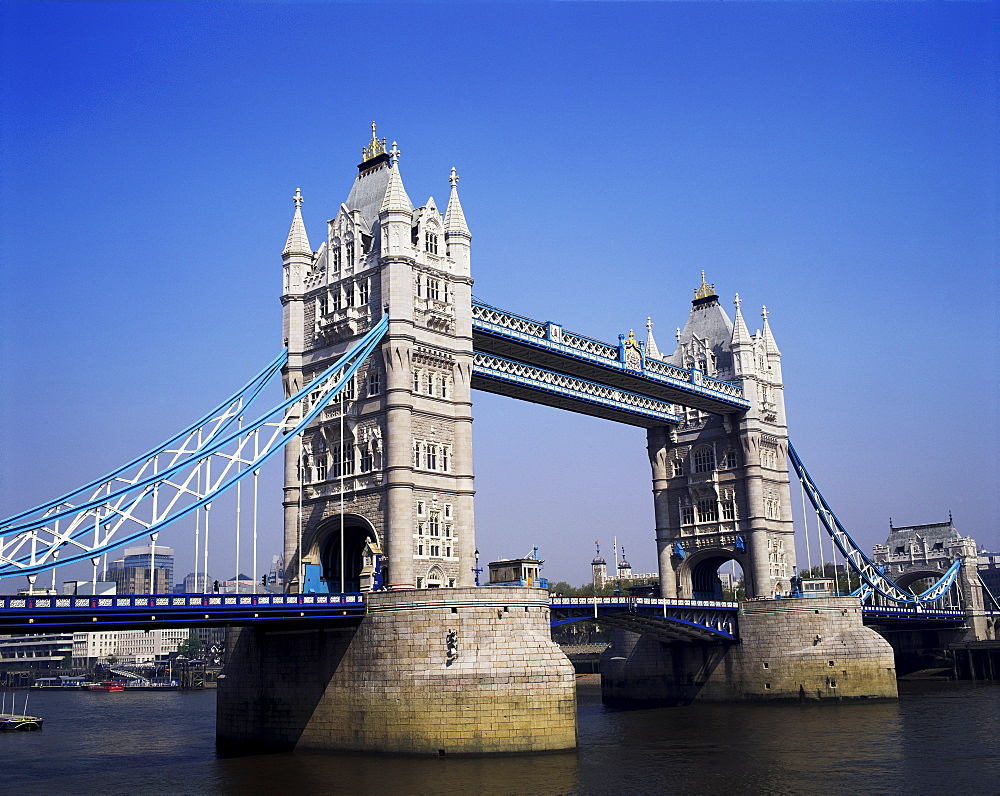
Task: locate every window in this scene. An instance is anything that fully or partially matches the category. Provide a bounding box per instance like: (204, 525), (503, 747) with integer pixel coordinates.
(723, 450), (738, 469)
(416, 577), (423, 588)
(417, 501), (425, 516)
(414, 442), (422, 468)
(430, 545), (440, 557)
(346, 240), (355, 268)
(317, 295), (328, 316)
(358, 279), (370, 304)
(697, 498), (718, 522)
(446, 547), (452, 557)
(366, 369), (380, 396)
(444, 525), (452, 538)
(721, 501), (735, 520)
(427, 278), (440, 301)
(332, 289), (342, 312)
(332, 444), (354, 477)
(417, 545), (424, 556)
(425, 444), (437, 470)
(693, 446), (716, 473)
(333, 245), (342, 271)
(439, 376), (448, 398)
(425, 372), (434, 395)
(360, 446), (373, 473)
(344, 283), (355, 307)
(673, 459), (686, 477)
(413, 369), (421, 392)
(415, 273), (423, 297)
(681, 505), (695, 525)
(429, 516), (440, 537)
(315, 457), (328, 481)
(441, 446), (450, 472)
(425, 231), (438, 254)
(444, 504), (452, 519)
(442, 282), (449, 303)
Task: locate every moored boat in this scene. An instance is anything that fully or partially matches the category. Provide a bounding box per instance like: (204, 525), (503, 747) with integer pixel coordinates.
(86, 681), (125, 692)
(0, 713), (43, 731)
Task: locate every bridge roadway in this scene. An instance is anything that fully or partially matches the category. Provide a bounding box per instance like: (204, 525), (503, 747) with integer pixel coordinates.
(0, 593), (968, 638)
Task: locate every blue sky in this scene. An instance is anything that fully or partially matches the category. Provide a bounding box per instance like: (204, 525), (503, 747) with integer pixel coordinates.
(1, 1), (997, 588)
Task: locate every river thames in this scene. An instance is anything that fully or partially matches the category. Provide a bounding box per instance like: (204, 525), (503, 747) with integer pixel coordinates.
(2, 676), (997, 795)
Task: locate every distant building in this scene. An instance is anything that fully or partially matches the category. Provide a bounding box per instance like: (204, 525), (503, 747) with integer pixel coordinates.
(102, 544), (174, 594)
(979, 550), (1000, 598)
(176, 572), (212, 594)
(591, 542), (607, 589)
(0, 633), (73, 671)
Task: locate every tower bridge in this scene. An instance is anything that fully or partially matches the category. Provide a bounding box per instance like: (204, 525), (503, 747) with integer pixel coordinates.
(1, 126), (995, 754)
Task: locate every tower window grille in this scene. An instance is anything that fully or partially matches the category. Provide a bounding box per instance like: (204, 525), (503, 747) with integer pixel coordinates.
(315, 457), (328, 482)
(427, 279), (441, 301)
(359, 446), (373, 473)
(673, 459), (686, 477)
(366, 369), (380, 396)
(429, 516), (440, 537)
(441, 446), (450, 472)
(413, 369), (421, 392)
(425, 372), (435, 395)
(439, 375), (448, 398)
(346, 241), (355, 268)
(317, 295), (328, 317)
(425, 231), (439, 254)
(358, 278), (370, 305)
(414, 442), (422, 468)
(425, 444), (438, 470)
(333, 245), (342, 271)
(694, 446), (716, 473)
(721, 501), (735, 520)
(342, 376), (355, 401)
(332, 290), (342, 312)
(697, 498), (718, 522)
(723, 450), (738, 468)
(681, 505), (695, 525)
(344, 283), (355, 307)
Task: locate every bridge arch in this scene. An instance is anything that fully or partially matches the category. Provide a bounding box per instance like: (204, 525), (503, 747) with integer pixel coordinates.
(680, 549), (748, 600)
(312, 514), (378, 593)
(892, 568), (962, 607)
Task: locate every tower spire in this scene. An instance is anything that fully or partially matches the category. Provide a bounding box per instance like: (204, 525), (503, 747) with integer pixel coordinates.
(444, 167), (470, 236)
(731, 293), (751, 345)
(380, 157), (413, 213)
(645, 317), (661, 360)
(282, 188), (312, 257)
(760, 305), (781, 355)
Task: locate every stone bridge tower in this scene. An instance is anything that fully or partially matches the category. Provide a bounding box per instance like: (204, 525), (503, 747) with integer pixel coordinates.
(280, 126), (475, 592)
(646, 275), (796, 599)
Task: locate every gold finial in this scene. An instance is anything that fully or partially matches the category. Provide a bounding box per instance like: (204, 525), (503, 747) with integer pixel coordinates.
(627, 329), (637, 345)
(693, 270), (716, 300)
(362, 121), (387, 162)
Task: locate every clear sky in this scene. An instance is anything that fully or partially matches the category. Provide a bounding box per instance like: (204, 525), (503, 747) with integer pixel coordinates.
(1, 1), (997, 589)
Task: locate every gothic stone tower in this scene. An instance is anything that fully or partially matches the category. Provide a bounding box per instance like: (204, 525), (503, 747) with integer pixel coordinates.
(280, 126), (474, 592)
(646, 274), (796, 599)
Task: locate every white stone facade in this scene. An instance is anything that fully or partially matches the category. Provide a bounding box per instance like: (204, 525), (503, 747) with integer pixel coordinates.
(281, 130), (474, 592)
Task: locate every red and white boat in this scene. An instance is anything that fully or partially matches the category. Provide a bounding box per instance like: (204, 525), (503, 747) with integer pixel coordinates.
(86, 681), (125, 692)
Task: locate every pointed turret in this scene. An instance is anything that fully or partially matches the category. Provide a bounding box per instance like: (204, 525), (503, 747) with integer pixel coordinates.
(760, 305), (781, 356)
(444, 167), (470, 236)
(283, 188), (313, 258)
(444, 167), (471, 276)
(380, 144), (413, 213)
(730, 294), (753, 380)
(645, 317), (662, 360)
(666, 272), (734, 379)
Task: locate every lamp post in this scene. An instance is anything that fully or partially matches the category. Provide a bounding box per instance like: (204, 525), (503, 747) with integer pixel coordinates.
(473, 548), (482, 586)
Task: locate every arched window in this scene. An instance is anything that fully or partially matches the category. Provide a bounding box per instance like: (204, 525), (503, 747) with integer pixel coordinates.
(693, 446), (716, 473)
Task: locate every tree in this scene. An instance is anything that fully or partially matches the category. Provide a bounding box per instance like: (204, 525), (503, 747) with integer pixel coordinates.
(176, 634), (204, 658)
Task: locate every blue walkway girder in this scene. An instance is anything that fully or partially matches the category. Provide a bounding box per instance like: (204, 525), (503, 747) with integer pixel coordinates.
(472, 352), (682, 427)
(472, 301), (749, 417)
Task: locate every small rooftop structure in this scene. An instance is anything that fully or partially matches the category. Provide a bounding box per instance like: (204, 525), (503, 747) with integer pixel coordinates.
(488, 550), (548, 589)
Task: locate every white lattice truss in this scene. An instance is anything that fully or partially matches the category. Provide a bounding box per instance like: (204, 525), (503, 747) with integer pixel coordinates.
(0, 317), (389, 581)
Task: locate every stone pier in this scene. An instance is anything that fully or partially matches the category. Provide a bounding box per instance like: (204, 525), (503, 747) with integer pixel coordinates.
(217, 587), (577, 754)
(602, 597), (898, 704)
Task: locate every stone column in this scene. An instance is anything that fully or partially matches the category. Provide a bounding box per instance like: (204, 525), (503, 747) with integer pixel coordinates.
(648, 426), (678, 598)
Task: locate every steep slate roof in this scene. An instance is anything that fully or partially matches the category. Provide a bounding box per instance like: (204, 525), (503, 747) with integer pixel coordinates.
(343, 154), (406, 234)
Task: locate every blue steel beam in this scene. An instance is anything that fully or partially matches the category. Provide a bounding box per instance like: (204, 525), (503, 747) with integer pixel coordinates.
(0, 592), (366, 634)
(472, 301), (749, 415)
(472, 353), (681, 427)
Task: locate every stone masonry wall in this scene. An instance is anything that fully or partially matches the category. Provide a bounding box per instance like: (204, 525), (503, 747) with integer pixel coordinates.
(217, 586), (577, 754)
(602, 597), (898, 703)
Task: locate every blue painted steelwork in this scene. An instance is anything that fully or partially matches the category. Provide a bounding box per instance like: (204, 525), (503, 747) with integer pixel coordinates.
(861, 604), (967, 622)
(471, 300), (749, 415)
(549, 596), (739, 642)
(789, 443), (962, 606)
(472, 352), (681, 426)
(0, 592), (366, 634)
(0, 317), (390, 580)
(1, 349), (287, 531)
